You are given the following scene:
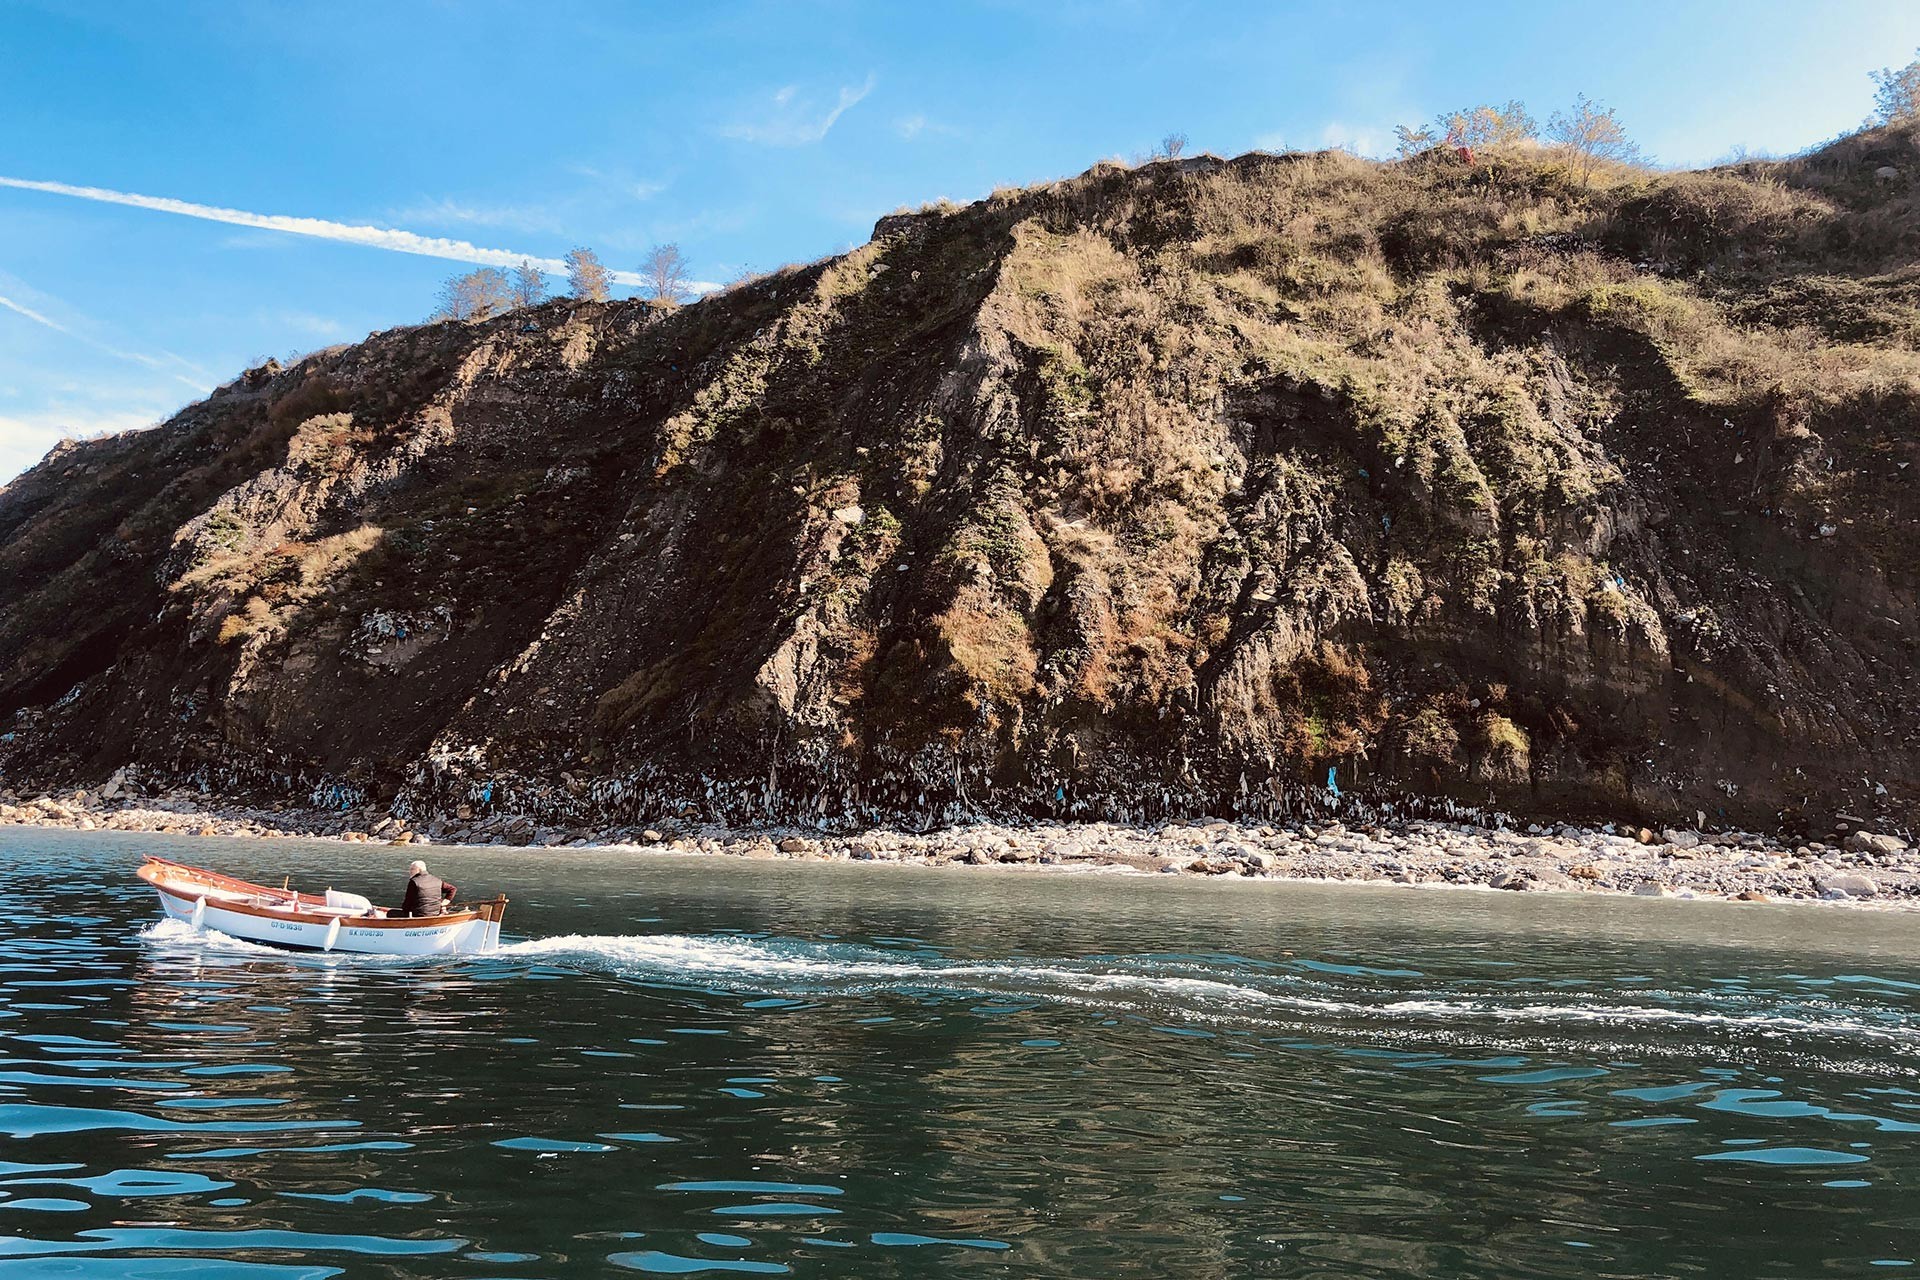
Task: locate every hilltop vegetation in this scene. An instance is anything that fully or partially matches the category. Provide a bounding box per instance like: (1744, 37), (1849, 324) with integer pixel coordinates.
(1, 121), (1915, 837)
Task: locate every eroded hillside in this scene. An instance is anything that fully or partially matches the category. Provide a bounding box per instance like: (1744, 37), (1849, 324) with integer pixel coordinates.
(3, 129), (1917, 836)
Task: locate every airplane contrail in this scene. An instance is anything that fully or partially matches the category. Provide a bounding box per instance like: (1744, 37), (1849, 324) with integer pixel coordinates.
(0, 175), (700, 289)
(0, 289), (209, 391)
(0, 290), (67, 333)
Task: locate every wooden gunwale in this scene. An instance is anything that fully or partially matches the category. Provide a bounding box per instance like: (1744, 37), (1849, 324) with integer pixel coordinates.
(138, 856), (506, 930)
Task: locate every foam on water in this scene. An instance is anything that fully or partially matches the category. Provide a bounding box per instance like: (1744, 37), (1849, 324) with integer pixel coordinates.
(129, 922), (1920, 1050)
(140, 919), (286, 956)
(138, 918), (418, 965)
(495, 933), (1920, 1046)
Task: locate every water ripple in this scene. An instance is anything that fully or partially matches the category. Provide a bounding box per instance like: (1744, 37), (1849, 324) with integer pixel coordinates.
(3, 827), (1919, 1278)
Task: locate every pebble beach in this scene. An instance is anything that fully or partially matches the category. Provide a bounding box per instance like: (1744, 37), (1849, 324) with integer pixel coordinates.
(5, 788), (1915, 909)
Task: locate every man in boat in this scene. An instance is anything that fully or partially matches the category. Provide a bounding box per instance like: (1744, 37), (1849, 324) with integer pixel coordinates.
(395, 860), (457, 918)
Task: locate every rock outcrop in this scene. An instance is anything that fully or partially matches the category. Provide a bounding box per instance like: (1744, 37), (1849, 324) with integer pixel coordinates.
(2, 129), (1916, 838)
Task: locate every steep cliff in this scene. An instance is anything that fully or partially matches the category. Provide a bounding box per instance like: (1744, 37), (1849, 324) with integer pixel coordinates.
(4, 129), (1917, 836)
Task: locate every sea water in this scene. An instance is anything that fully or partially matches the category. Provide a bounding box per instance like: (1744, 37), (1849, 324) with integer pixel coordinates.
(2, 825), (1918, 1277)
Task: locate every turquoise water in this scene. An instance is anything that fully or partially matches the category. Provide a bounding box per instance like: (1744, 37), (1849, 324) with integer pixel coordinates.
(3, 826), (1920, 1277)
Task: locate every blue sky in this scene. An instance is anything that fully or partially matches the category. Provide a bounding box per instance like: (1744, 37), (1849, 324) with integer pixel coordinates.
(4, 0), (1917, 481)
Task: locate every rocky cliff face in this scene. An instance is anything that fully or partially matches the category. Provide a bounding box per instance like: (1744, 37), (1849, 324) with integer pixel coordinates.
(3, 129), (1917, 837)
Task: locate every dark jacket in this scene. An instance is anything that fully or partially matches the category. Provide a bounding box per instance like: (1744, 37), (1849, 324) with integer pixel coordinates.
(398, 872), (456, 917)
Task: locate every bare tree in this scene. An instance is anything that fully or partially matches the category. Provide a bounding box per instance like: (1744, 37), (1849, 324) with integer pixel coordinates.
(1396, 100), (1536, 158)
(433, 268), (514, 322)
(564, 247), (611, 302)
(1872, 49), (1920, 123)
(511, 259), (546, 309)
(1157, 132), (1188, 160)
(1547, 94), (1641, 185)
(1438, 100), (1536, 149)
(1394, 123), (1438, 158)
(640, 243), (691, 307)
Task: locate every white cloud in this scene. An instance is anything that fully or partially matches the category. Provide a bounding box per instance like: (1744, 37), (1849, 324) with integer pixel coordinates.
(273, 311), (347, 339)
(220, 230), (296, 250)
(1319, 120), (1390, 159)
(0, 174), (672, 287)
(387, 196), (567, 235)
(0, 407), (163, 485)
(894, 113), (963, 142)
(723, 75), (876, 146)
(563, 164), (670, 203)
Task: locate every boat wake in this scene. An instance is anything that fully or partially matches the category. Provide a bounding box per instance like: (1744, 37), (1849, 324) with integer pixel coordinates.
(136, 923), (1920, 1049)
(493, 933), (1920, 1049)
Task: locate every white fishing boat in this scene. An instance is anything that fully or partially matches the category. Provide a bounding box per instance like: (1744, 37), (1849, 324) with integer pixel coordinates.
(138, 855), (508, 955)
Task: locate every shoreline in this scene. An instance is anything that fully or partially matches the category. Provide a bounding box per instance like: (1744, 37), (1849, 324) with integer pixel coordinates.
(4, 788), (1916, 912)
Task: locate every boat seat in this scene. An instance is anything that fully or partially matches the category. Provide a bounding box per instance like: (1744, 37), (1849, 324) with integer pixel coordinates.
(324, 889), (375, 916)
(181, 885), (252, 904)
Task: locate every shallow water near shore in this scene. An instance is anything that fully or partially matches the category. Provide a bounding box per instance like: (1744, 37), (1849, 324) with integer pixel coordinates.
(4, 826), (1920, 1278)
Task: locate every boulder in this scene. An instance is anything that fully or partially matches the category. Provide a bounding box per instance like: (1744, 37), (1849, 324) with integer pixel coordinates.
(1845, 831), (1909, 857)
(776, 836), (811, 854)
(1661, 829), (1702, 849)
(1816, 872), (1879, 899)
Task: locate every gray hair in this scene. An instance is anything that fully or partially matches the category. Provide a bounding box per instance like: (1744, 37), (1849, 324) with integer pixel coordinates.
(407, 859), (427, 876)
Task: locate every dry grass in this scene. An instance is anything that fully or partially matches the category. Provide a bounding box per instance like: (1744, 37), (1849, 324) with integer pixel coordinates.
(1600, 169), (1833, 270)
(894, 126), (1920, 772)
(1578, 275), (1920, 406)
(184, 523), (385, 646)
(1475, 712), (1532, 782)
(936, 595), (1039, 708)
